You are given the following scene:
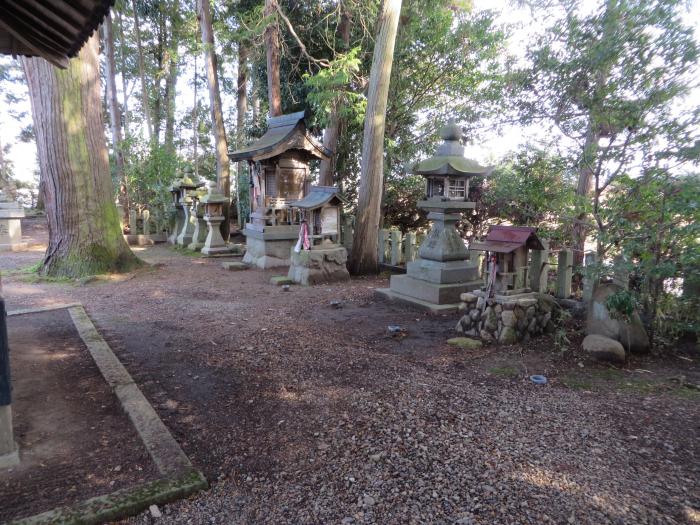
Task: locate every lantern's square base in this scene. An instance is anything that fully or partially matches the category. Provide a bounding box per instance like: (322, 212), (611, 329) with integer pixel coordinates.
(0, 445), (19, 469)
(242, 225), (301, 269)
(406, 258), (480, 284)
(375, 288), (462, 314)
(383, 274), (482, 308)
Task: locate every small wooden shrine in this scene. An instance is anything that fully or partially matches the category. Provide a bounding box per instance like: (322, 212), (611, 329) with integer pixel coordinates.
(229, 111), (331, 268)
(470, 226), (545, 295)
(286, 186), (350, 285)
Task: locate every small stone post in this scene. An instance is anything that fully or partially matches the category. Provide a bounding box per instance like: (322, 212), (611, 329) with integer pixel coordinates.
(201, 182), (231, 255)
(583, 252), (598, 303)
(390, 230), (402, 266)
(343, 216), (354, 254)
(0, 281), (18, 468)
(612, 254), (629, 290)
(529, 240), (549, 293)
(404, 232), (417, 263)
(377, 229), (390, 264)
(129, 209), (138, 235)
(556, 249), (573, 299)
(142, 209), (150, 236)
(115, 201), (125, 233)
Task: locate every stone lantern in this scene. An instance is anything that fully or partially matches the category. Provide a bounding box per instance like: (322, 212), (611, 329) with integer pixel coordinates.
(377, 121), (490, 312)
(168, 179), (183, 244)
(199, 182), (231, 255)
(175, 167), (202, 246)
(187, 186), (209, 251)
(0, 190), (27, 252)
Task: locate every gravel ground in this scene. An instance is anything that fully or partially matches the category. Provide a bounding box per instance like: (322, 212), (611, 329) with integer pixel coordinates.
(2, 219), (698, 525)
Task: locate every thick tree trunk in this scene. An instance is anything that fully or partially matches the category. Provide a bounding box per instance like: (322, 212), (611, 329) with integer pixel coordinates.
(192, 54), (199, 178)
(318, 9), (352, 186)
(132, 0), (153, 142)
(164, 0), (179, 153)
(116, 10), (130, 140)
(236, 43), (249, 229)
(572, 121), (600, 266)
(198, 0), (231, 239)
(264, 0), (282, 117)
(348, 0), (402, 275)
(22, 34), (141, 278)
(103, 13), (129, 228)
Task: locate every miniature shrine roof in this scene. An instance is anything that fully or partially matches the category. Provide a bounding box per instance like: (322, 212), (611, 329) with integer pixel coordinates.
(470, 226), (544, 253)
(288, 186), (345, 210)
(411, 121), (492, 177)
(229, 111), (331, 163)
(0, 0), (114, 68)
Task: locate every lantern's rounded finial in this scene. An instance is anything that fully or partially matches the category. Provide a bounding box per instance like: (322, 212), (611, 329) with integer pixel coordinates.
(439, 119), (462, 141)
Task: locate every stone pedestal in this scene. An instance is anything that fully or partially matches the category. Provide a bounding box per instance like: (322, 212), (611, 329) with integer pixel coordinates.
(187, 204), (208, 251)
(287, 244), (350, 286)
(242, 224), (300, 269)
(376, 205), (481, 313)
(201, 214), (231, 255)
(176, 201), (196, 246)
(0, 197), (27, 252)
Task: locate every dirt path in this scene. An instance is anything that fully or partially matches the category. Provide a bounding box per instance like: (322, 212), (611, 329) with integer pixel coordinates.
(1, 218), (698, 524)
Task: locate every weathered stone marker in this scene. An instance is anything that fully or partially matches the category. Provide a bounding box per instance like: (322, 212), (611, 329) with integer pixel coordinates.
(0, 191), (27, 252)
(529, 240), (549, 293)
(390, 230), (402, 266)
(582, 252), (598, 303)
(0, 278), (18, 468)
(556, 249), (573, 299)
(404, 232), (417, 263)
(142, 209), (151, 236)
(129, 209), (138, 235)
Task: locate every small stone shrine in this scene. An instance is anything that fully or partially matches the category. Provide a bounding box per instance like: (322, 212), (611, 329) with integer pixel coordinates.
(199, 182), (232, 256)
(229, 111), (331, 269)
(286, 186), (350, 285)
(0, 190), (26, 252)
(376, 120), (488, 312)
(456, 226), (559, 344)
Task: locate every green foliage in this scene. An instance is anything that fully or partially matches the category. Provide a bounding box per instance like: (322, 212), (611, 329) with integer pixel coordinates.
(605, 289), (637, 321)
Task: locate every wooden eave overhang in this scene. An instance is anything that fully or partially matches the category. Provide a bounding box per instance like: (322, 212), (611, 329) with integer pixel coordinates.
(0, 0), (114, 68)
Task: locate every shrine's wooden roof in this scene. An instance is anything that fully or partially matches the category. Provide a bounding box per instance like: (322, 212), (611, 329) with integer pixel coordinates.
(229, 111), (331, 162)
(0, 0), (114, 68)
(288, 186), (345, 210)
(470, 226), (544, 253)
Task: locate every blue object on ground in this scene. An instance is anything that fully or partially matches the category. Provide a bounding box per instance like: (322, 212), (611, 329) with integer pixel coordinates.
(530, 375), (548, 385)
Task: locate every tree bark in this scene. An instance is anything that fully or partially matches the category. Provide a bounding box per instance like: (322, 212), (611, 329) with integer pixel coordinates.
(236, 43), (249, 229)
(318, 9), (352, 186)
(103, 13), (129, 228)
(116, 10), (130, 141)
(164, 0), (179, 153)
(264, 0), (283, 117)
(192, 53), (199, 178)
(348, 0), (402, 275)
(132, 0), (153, 142)
(22, 34), (141, 278)
(198, 0), (231, 238)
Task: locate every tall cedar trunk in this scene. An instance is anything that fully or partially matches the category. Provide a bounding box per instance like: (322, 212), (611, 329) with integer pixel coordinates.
(264, 0), (282, 117)
(192, 53), (199, 178)
(236, 43), (249, 229)
(318, 9), (352, 186)
(103, 13), (129, 227)
(22, 34), (141, 278)
(132, 0), (153, 141)
(348, 0), (402, 275)
(116, 11), (130, 140)
(198, 0), (231, 238)
(164, 0), (179, 153)
(153, 11), (165, 144)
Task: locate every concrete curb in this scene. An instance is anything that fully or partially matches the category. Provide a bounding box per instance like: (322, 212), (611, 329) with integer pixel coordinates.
(68, 306), (197, 477)
(11, 469), (207, 525)
(6, 305), (207, 523)
(7, 303), (82, 317)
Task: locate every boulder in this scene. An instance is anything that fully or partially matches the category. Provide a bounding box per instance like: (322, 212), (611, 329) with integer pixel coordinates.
(582, 334), (626, 364)
(498, 326), (517, 345)
(501, 310), (516, 328)
(448, 337), (483, 350)
(586, 283), (650, 354)
(460, 292), (478, 303)
(483, 307), (498, 331)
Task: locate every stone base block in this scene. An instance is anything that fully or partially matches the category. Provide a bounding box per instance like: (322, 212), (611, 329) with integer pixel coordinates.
(222, 261), (249, 271)
(0, 405), (18, 469)
(406, 258), (479, 284)
(242, 236), (296, 269)
(375, 288), (461, 314)
(388, 274), (482, 305)
(287, 246), (350, 286)
(270, 276), (295, 286)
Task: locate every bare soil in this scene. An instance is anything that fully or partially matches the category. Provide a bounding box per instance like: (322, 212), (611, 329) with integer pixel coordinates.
(1, 217), (698, 524)
(1, 308), (159, 522)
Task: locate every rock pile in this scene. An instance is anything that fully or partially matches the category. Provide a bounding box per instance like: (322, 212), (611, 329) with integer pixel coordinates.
(455, 291), (559, 345)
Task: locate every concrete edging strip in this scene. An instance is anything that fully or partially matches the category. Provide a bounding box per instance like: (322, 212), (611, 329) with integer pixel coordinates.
(67, 306), (195, 477)
(7, 303), (82, 317)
